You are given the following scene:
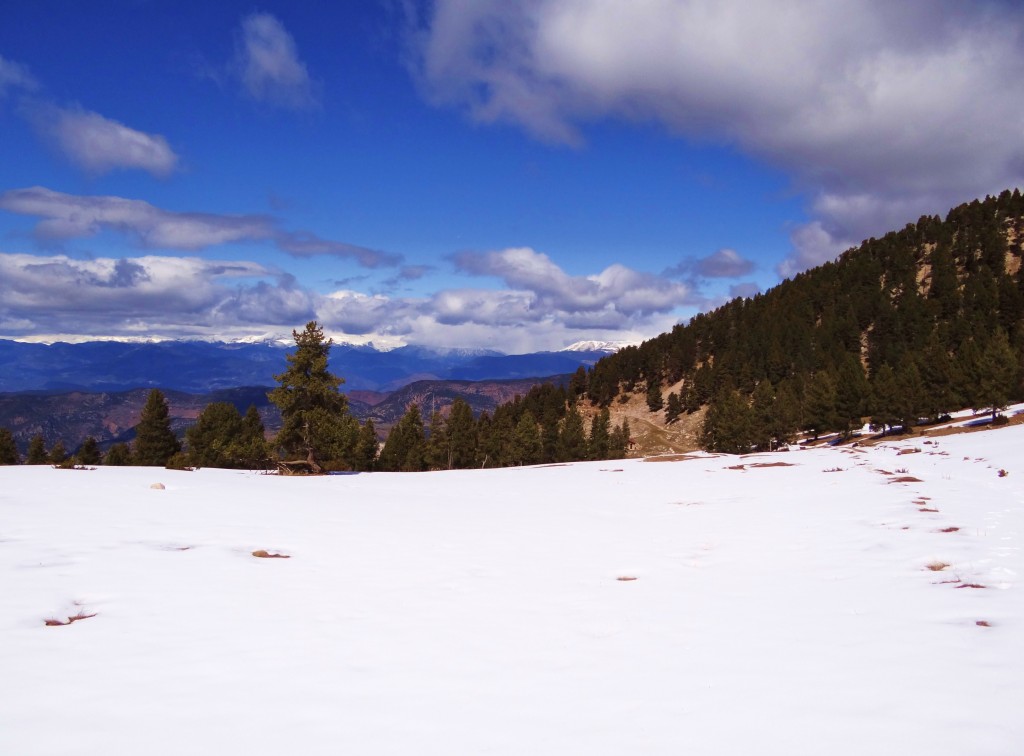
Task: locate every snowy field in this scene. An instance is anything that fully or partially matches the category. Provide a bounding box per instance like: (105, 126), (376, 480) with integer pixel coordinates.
(2, 425), (1023, 755)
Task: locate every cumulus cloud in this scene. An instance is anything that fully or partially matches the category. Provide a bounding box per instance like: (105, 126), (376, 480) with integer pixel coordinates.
(0, 246), (691, 351)
(234, 12), (318, 109)
(0, 54), (37, 96)
(409, 0), (1024, 275)
(28, 105), (179, 176)
(0, 186), (400, 267)
(454, 246), (691, 317)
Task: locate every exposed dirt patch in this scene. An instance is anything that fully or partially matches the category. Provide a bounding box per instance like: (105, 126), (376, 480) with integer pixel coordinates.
(918, 507), (939, 513)
(643, 454), (706, 463)
(956, 583), (987, 589)
(44, 610), (97, 627)
(976, 620), (992, 627)
(616, 576), (638, 581)
(252, 549), (290, 559)
(890, 475), (924, 483)
(938, 527), (960, 533)
(748, 461), (795, 468)
(925, 561), (950, 571)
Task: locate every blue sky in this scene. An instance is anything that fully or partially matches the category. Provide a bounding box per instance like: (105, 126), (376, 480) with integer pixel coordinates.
(2, 1), (1023, 351)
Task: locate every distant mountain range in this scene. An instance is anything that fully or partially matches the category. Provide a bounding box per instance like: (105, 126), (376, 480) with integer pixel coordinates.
(0, 339), (618, 394)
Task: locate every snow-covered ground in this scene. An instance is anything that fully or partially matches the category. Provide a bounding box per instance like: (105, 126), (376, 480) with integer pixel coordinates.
(2, 425), (1022, 755)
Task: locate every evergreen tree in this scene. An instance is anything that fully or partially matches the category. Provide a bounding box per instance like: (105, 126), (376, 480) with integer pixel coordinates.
(587, 408), (611, 461)
(353, 419), (379, 472)
(664, 392), (682, 424)
(237, 406), (270, 469)
(446, 398), (478, 469)
(378, 404), (426, 472)
(895, 356), (925, 430)
(511, 410), (542, 466)
(186, 402), (244, 468)
(558, 404), (587, 461)
(834, 357), (869, 435)
(540, 407), (561, 463)
(425, 410), (448, 470)
(77, 436), (102, 466)
(49, 440), (68, 465)
(609, 418), (631, 458)
(870, 364), (900, 433)
(803, 371), (838, 439)
(976, 329), (1019, 420)
(26, 434), (48, 465)
(919, 333), (957, 420)
(700, 389), (753, 454)
(269, 321), (350, 472)
(104, 442), (132, 466)
(134, 389), (181, 466)
(646, 380), (664, 412)
(0, 428), (19, 465)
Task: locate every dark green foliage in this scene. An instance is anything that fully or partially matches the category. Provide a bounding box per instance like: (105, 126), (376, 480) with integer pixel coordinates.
(445, 398), (478, 469)
(699, 388), (753, 454)
(834, 357), (869, 435)
(77, 436), (102, 466)
(269, 321), (350, 470)
(353, 419), (379, 471)
(186, 402), (268, 469)
(870, 364), (900, 433)
(511, 410), (542, 466)
(26, 434), (48, 465)
(558, 404), (587, 462)
(803, 371), (838, 439)
(664, 392), (682, 424)
(0, 428), (19, 465)
(48, 440), (68, 465)
(587, 408), (611, 461)
(134, 389), (181, 466)
(104, 442), (132, 466)
(609, 418), (631, 458)
(378, 404), (426, 472)
(976, 329), (1019, 420)
(645, 380), (664, 412)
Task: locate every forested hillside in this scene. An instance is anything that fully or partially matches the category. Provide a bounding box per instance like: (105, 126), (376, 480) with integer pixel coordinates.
(577, 191), (1024, 451)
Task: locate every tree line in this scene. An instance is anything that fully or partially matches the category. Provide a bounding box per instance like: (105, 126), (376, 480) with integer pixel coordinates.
(0, 322), (629, 471)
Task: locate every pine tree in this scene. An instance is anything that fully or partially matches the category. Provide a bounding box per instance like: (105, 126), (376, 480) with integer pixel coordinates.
(895, 356), (925, 430)
(558, 404), (587, 461)
(26, 434), (48, 465)
(834, 357), (869, 435)
(425, 410), (448, 470)
(646, 380), (664, 412)
(587, 408), (611, 460)
(511, 410), (542, 466)
(77, 436), (102, 466)
(237, 405), (270, 469)
(134, 389), (181, 466)
(700, 388), (752, 453)
(976, 329), (1019, 420)
(104, 442), (132, 466)
(803, 371), (838, 439)
(353, 420), (379, 472)
(870, 364), (900, 433)
(49, 440), (68, 465)
(378, 404), (426, 472)
(609, 418), (631, 458)
(446, 398), (478, 469)
(0, 428), (19, 465)
(664, 392), (682, 424)
(186, 402), (243, 468)
(269, 321), (350, 473)
(540, 407), (561, 463)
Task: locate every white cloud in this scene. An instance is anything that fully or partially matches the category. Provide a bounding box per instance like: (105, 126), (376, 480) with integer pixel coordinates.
(0, 54), (37, 96)
(0, 186), (274, 249)
(30, 105), (179, 177)
(235, 12), (318, 109)
(409, 0), (1024, 275)
(454, 246), (691, 317)
(0, 186), (400, 267)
